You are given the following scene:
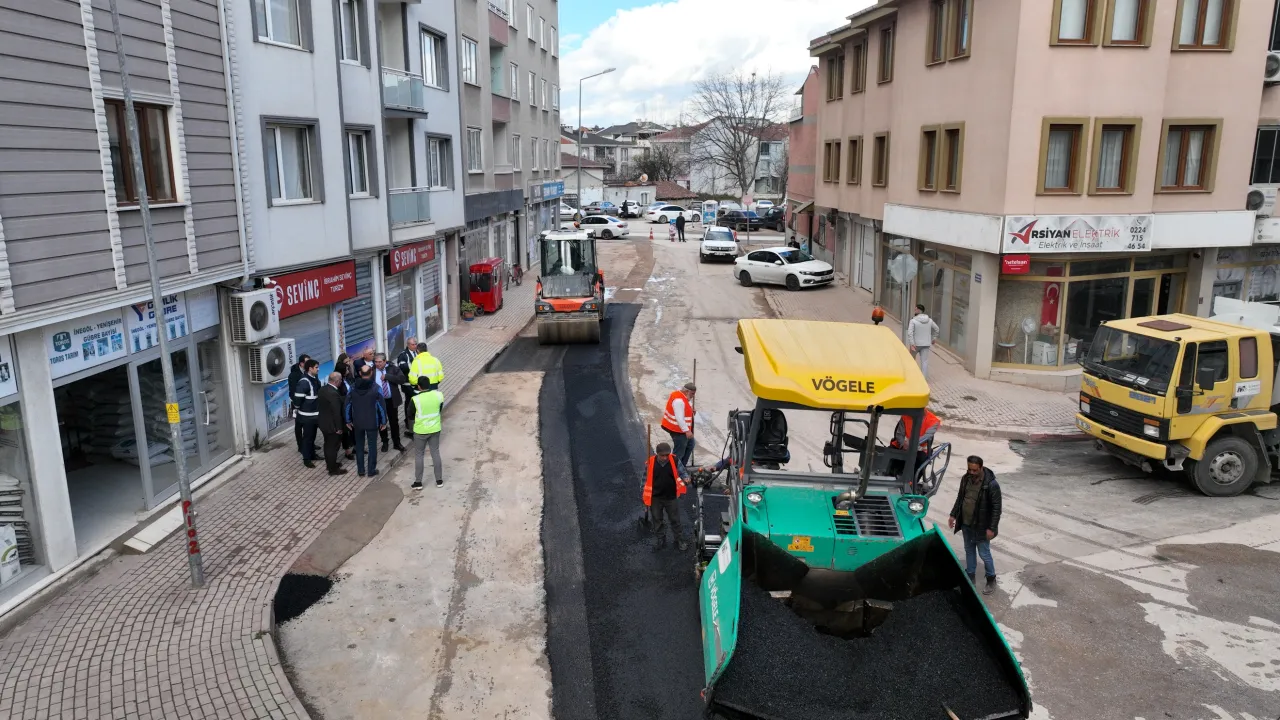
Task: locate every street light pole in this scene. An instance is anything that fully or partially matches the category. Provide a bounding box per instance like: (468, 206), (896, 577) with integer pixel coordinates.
(576, 68), (615, 212)
(108, 0), (204, 587)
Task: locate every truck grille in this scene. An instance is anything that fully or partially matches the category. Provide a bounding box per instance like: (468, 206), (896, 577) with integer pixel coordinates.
(832, 495), (901, 538)
(1083, 395), (1167, 441)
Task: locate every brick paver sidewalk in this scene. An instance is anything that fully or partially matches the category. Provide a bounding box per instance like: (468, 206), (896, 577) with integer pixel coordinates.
(0, 284), (535, 720)
(761, 282), (1081, 439)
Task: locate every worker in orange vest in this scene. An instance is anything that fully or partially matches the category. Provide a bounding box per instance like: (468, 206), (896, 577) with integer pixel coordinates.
(642, 442), (689, 550)
(661, 382), (697, 467)
(891, 409), (941, 452)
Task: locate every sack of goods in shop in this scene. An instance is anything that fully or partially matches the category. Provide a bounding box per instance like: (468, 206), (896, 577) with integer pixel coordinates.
(0, 524), (20, 586)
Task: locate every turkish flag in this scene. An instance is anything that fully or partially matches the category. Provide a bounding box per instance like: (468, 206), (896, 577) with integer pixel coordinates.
(1041, 283), (1061, 327)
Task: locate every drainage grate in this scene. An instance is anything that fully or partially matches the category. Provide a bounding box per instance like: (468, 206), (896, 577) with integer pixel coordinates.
(832, 495), (901, 538)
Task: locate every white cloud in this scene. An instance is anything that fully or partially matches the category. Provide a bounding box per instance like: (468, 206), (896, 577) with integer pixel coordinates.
(560, 0), (873, 127)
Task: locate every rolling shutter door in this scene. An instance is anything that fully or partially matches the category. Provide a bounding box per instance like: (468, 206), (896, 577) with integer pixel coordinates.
(343, 260), (375, 354)
(279, 309), (332, 366)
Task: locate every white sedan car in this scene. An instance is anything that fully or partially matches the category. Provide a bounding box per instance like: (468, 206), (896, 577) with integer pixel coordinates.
(645, 204), (701, 224)
(750, 199), (775, 212)
(733, 246), (834, 291)
(578, 214), (629, 239)
(558, 203), (579, 220)
(699, 227), (739, 263)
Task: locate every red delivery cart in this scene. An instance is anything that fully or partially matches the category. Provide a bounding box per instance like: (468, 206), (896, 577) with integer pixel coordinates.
(468, 258), (504, 314)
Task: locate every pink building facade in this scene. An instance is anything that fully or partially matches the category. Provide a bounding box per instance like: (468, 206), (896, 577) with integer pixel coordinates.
(809, 0), (1280, 390)
(787, 67), (821, 248)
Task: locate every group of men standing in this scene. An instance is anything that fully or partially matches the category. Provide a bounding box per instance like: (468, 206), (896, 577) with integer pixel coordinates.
(288, 337), (449, 488)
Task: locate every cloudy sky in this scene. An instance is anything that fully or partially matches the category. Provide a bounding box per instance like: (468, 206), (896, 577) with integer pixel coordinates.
(559, 0), (875, 128)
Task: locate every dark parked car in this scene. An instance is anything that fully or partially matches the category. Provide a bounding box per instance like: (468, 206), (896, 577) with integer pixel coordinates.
(715, 210), (764, 232)
(759, 207), (786, 231)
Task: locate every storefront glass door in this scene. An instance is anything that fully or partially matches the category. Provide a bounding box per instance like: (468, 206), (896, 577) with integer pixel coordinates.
(195, 335), (233, 472)
(135, 348), (197, 504)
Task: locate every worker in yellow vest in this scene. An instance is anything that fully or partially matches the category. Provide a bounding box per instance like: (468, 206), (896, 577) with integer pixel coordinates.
(408, 342), (444, 388)
(410, 376), (445, 488)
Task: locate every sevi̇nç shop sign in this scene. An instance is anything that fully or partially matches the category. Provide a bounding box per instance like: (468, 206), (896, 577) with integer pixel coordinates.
(1002, 214), (1153, 254)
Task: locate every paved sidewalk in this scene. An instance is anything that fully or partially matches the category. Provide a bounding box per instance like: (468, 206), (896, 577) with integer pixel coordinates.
(0, 287), (536, 720)
(761, 282), (1081, 439)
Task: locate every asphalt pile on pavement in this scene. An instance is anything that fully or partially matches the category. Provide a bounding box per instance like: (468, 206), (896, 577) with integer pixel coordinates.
(274, 573), (334, 624)
(712, 582), (1024, 720)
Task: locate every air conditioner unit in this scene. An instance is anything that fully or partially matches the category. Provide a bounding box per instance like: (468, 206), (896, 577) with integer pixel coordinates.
(1266, 51), (1280, 84)
(1247, 185), (1278, 217)
(247, 338), (295, 384)
(228, 288), (279, 344)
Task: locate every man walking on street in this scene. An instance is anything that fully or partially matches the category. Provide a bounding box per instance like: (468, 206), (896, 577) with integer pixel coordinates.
(374, 353), (406, 453)
(345, 365), (388, 477)
(408, 342), (444, 389)
(643, 442), (689, 550)
(288, 354), (312, 455)
(294, 359), (321, 469)
(661, 382), (697, 467)
(908, 304), (941, 379)
(410, 376), (445, 488)
(675, 213), (687, 242)
(317, 372), (347, 476)
(948, 455), (1002, 595)
(397, 337), (418, 439)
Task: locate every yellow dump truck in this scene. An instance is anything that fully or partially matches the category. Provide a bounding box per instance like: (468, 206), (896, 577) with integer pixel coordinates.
(1076, 298), (1280, 496)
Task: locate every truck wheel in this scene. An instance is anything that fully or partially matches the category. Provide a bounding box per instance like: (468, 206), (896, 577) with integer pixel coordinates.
(1189, 436), (1257, 497)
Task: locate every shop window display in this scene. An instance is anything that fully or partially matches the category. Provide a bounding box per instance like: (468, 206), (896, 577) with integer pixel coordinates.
(1214, 247), (1280, 305)
(0, 399), (36, 591)
(879, 236), (912, 320)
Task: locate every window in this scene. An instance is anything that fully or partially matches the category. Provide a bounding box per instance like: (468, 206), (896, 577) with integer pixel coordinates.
(851, 42), (867, 93)
(1241, 336), (1259, 378)
(1175, 0), (1233, 49)
(506, 0), (515, 27)
(941, 123), (964, 192)
(466, 127), (482, 173)
(461, 37), (478, 85)
(528, 71), (536, 104)
(512, 134), (521, 170)
(1089, 119), (1139, 194)
(1252, 127), (1280, 184)
(527, 4), (534, 37)
(552, 85), (559, 110)
(847, 136), (862, 184)
(1105, 0), (1152, 45)
(551, 26), (558, 56)
(554, 148), (560, 169)
(532, 136), (539, 170)
(345, 129), (370, 196)
(878, 24), (895, 83)
(872, 132), (890, 186)
(422, 30), (446, 89)
(338, 0), (362, 62)
(265, 121), (317, 203)
(919, 127), (939, 190)
(826, 53), (845, 100)
(950, 0), (973, 57)
(1053, 0), (1098, 44)
(253, 0), (304, 47)
(539, 16), (546, 49)
(1037, 119), (1087, 194)
(927, 0), (947, 64)
(510, 63), (519, 100)
(541, 78), (547, 109)
(1159, 121), (1219, 191)
(104, 99), (176, 204)
(543, 139), (550, 169)
(822, 141), (841, 182)
(427, 137), (451, 188)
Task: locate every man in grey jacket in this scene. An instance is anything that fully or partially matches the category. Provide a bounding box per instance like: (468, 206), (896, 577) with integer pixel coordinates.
(908, 304), (940, 379)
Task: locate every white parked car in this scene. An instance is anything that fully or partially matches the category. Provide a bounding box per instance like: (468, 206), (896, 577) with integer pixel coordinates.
(699, 227), (739, 263)
(645, 204), (701, 224)
(578, 214), (629, 239)
(733, 246), (834, 291)
(559, 203), (579, 220)
(750, 200), (775, 212)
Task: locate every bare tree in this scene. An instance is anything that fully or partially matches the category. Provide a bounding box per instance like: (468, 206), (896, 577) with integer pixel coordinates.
(688, 71), (790, 198)
(633, 143), (689, 182)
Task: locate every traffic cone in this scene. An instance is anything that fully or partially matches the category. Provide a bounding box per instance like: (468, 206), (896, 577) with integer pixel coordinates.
(649, 228), (654, 241)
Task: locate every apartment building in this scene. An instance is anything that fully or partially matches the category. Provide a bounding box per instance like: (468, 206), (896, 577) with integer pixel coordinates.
(0, 0), (248, 602)
(809, 0), (1280, 390)
(457, 0), (563, 275)
(787, 67), (821, 248)
(653, 120), (789, 200)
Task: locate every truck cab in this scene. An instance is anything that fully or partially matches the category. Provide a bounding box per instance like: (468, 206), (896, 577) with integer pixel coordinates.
(1076, 299), (1280, 496)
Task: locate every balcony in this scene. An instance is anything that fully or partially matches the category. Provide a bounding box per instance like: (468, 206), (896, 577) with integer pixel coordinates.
(389, 187), (432, 225)
(494, 168), (515, 190)
(382, 68), (428, 117)
(488, 3), (509, 45)
(790, 101), (804, 122)
(492, 93), (511, 124)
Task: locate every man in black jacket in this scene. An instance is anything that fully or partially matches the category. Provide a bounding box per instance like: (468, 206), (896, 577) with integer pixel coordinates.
(675, 212), (687, 242)
(373, 353), (406, 453)
(317, 372), (347, 476)
(293, 359), (321, 469)
(288, 354), (312, 454)
(396, 337), (418, 439)
(948, 455), (1002, 595)
(345, 365), (388, 477)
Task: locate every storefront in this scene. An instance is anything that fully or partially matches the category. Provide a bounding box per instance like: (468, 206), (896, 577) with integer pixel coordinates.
(878, 237), (973, 355)
(260, 261), (357, 435)
(527, 179), (564, 266)
(386, 238), (448, 347)
(0, 336), (36, 603)
(1210, 246), (1280, 304)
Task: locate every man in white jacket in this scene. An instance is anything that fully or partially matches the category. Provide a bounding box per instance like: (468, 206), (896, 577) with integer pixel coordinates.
(908, 304), (941, 379)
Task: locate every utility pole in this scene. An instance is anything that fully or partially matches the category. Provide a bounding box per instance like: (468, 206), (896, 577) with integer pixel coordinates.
(108, 0), (204, 587)
(577, 68), (615, 210)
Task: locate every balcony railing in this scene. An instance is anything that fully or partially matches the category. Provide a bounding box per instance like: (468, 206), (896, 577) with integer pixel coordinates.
(487, 1), (509, 21)
(790, 101), (804, 121)
(389, 187), (432, 225)
(488, 3), (509, 44)
(382, 68), (426, 113)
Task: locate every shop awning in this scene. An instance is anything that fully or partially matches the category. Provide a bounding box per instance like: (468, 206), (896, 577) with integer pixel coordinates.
(791, 201), (814, 214)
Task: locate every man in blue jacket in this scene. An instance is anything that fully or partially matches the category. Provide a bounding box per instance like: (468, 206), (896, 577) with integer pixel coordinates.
(345, 365), (388, 477)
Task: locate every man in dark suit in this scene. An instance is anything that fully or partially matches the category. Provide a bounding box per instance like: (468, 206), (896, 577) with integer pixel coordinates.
(288, 354), (312, 455)
(396, 337), (418, 439)
(317, 372), (347, 476)
(374, 353), (406, 453)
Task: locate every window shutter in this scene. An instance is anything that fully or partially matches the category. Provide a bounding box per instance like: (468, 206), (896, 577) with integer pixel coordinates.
(280, 309), (332, 366)
(342, 260), (375, 355)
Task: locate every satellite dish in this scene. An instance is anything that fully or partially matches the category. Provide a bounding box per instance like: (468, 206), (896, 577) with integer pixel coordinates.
(639, 173), (649, 183)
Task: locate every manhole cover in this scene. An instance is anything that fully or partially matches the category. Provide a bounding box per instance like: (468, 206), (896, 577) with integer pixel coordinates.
(962, 395), (978, 401)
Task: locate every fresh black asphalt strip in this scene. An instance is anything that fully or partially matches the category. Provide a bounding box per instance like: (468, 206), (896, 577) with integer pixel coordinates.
(540, 304), (706, 720)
